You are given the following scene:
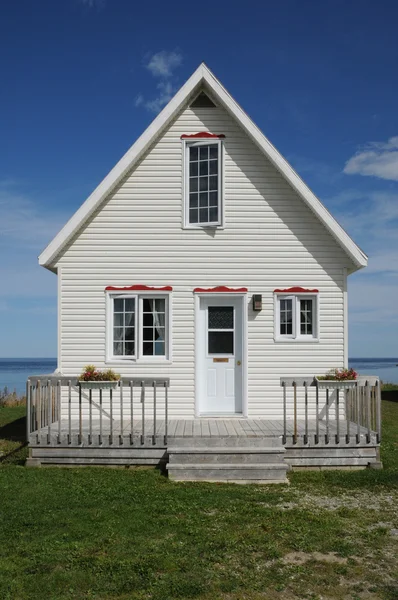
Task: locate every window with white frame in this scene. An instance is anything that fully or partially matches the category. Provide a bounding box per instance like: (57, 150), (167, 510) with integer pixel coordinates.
(109, 294), (169, 360)
(275, 294), (318, 341)
(185, 140), (222, 227)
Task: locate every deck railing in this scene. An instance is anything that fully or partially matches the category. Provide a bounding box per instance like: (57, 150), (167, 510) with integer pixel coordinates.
(280, 376), (381, 445)
(27, 376), (170, 446)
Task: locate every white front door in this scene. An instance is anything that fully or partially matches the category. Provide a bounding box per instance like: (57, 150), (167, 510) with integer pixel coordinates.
(197, 296), (243, 414)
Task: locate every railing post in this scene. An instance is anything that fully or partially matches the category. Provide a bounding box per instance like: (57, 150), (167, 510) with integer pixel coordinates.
(164, 381), (168, 445)
(346, 387), (351, 444)
(356, 384), (361, 444)
(68, 380), (72, 445)
(335, 389), (340, 444)
(78, 383), (82, 445)
(109, 388), (113, 445)
(153, 381), (157, 446)
(130, 381), (134, 445)
(376, 379), (381, 444)
(315, 380), (319, 444)
(366, 380), (371, 444)
(282, 381), (287, 445)
(293, 381), (297, 445)
(325, 388), (330, 445)
(141, 381), (145, 445)
(57, 379), (61, 444)
(26, 380), (31, 442)
(99, 389), (103, 445)
(89, 389), (93, 445)
(304, 381), (308, 445)
(47, 380), (52, 445)
(120, 381), (124, 445)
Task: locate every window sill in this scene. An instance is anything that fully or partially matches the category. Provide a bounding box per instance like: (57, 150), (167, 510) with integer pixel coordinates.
(183, 224), (224, 231)
(274, 337), (319, 344)
(106, 358), (173, 365)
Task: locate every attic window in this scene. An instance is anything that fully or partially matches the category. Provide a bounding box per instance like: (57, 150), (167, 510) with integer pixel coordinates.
(190, 92), (216, 108)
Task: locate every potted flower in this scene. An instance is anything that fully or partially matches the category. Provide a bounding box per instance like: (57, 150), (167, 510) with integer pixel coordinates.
(315, 368), (358, 389)
(78, 365), (121, 389)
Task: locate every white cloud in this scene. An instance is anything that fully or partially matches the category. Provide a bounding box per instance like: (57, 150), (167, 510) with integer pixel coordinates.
(146, 51), (182, 78)
(344, 136), (398, 181)
(135, 50), (183, 114)
(143, 81), (175, 113)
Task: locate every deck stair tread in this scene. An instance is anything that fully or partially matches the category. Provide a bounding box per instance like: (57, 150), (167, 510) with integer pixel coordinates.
(167, 463), (289, 470)
(169, 447), (285, 454)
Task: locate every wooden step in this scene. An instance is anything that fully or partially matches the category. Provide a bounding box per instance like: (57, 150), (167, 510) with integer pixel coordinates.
(167, 463), (289, 483)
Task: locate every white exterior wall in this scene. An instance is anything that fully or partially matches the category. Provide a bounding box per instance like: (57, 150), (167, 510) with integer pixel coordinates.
(56, 102), (353, 418)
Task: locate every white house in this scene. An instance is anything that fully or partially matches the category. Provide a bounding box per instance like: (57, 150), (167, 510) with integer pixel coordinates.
(27, 64), (380, 477)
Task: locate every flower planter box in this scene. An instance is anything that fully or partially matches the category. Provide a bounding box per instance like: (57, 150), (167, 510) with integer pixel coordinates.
(315, 377), (357, 390)
(79, 380), (120, 390)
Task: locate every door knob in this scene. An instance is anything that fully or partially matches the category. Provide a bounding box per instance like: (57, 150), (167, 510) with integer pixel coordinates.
(237, 360), (241, 366)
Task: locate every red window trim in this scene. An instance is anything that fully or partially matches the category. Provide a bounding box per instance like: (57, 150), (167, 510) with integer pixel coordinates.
(274, 286), (319, 294)
(181, 131), (225, 139)
(193, 286), (248, 293)
(105, 285), (173, 292)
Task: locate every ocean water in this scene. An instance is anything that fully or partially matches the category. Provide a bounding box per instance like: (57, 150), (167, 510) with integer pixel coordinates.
(348, 358), (398, 385)
(0, 359), (57, 396)
(0, 357), (397, 396)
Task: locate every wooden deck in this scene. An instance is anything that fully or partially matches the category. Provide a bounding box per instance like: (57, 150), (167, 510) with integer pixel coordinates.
(29, 417), (375, 445)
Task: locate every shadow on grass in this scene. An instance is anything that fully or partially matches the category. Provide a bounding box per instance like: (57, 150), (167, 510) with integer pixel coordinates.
(382, 390), (398, 403)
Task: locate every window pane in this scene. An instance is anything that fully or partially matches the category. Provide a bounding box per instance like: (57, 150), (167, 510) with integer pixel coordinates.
(154, 341), (165, 356)
(199, 208), (208, 223)
(209, 160), (218, 175)
(208, 306), (234, 329)
(143, 327), (154, 341)
(189, 193), (198, 208)
(114, 313), (123, 326)
(190, 146), (198, 161)
(113, 342), (123, 355)
(189, 208), (198, 223)
(199, 161), (208, 176)
(143, 342), (153, 356)
(209, 191), (218, 206)
(209, 146), (218, 159)
(124, 342), (135, 356)
(199, 176), (208, 191)
(125, 298), (135, 312)
(300, 299), (313, 335)
(200, 146), (208, 160)
(209, 206), (218, 222)
(155, 327), (165, 341)
(114, 327), (124, 341)
(124, 312), (135, 326)
(189, 161), (198, 177)
(190, 178), (198, 193)
(114, 299), (123, 312)
(199, 192), (208, 207)
(155, 298), (165, 312)
(125, 327), (135, 341)
(143, 312), (153, 327)
(209, 175), (218, 191)
(208, 331), (234, 354)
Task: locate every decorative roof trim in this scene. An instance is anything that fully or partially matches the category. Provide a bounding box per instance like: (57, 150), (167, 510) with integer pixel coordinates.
(180, 132), (225, 139)
(105, 285), (173, 292)
(39, 63), (367, 270)
(194, 286), (248, 293)
(274, 286), (319, 294)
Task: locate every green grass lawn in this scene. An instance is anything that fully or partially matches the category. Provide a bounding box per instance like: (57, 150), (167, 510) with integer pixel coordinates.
(0, 399), (397, 600)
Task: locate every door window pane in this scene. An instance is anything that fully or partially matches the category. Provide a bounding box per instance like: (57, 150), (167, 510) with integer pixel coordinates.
(208, 331), (234, 354)
(208, 306), (234, 329)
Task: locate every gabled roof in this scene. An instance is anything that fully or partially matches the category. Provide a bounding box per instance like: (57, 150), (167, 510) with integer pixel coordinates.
(39, 63), (367, 270)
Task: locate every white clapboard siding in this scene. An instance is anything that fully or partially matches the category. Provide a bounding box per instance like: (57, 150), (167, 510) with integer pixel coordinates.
(57, 103), (352, 418)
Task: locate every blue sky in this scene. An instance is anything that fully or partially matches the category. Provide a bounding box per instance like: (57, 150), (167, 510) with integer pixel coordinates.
(0, 0), (397, 358)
